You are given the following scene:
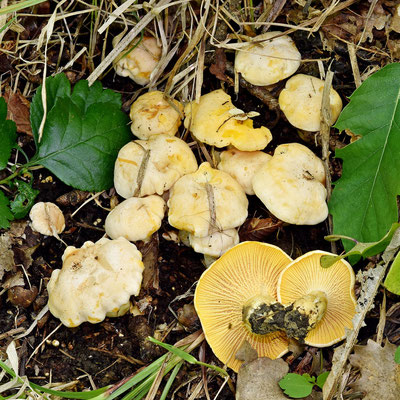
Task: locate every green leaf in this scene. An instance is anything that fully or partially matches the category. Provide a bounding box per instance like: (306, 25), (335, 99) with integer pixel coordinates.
(0, 97), (17, 169)
(321, 223), (400, 268)
(329, 63), (400, 253)
(316, 371), (329, 389)
(10, 180), (39, 219)
(384, 251), (400, 294)
(279, 373), (314, 398)
(147, 337), (198, 364)
(395, 346), (400, 364)
(0, 191), (14, 229)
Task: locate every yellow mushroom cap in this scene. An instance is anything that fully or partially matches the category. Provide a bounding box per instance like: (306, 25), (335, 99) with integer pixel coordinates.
(184, 90), (272, 151)
(277, 251), (356, 347)
(194, 241), (292, 372)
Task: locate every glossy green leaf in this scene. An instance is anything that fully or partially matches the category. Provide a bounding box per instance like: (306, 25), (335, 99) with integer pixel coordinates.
(279, 373), (314, 398)
(316, 371), (329, 389)
(329, 63), (400, 253)
(0, 191), (14, 229)
(10, 180), (39, 219)
(0, 97), (17, 169)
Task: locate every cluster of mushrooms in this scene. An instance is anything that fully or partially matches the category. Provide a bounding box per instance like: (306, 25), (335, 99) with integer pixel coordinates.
(33, 31), (356, 369)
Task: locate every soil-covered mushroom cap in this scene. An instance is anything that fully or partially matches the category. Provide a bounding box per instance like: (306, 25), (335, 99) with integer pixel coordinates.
(235, 32), (301, 86)
(114, 36), (161, 85)
(184, 89), (272, 151)
(279, 74), (342, 131)
(168, 162), (248, 237)
(189, 228), (239, 257)
(194, 241), (292, 372)
(129, 91), (184, 139)
(47, 237), (144, 327)
(217, 148), (272, 195)
(252, 143), (328, 225)
(29, 202), (65, 236)
(277, 250), (356, 347)
(105, 195), (166, 242)
(114, 135), (198, 198)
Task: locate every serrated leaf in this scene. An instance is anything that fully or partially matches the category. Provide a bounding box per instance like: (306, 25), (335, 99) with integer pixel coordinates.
(0, 191), (14, 229)
(383, 251), (400, 295)
(316, 371), (329, 389)
(10, 180), (39, 219)
(0, 97), (17, 170)
(329, 63), (400, 253)
(279, 373), (314, 398)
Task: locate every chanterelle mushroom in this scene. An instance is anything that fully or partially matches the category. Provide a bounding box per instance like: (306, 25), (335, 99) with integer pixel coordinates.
(129, 91), (184, 139)
(278, 74), (342, 131)
(252, 143), (328, 225)
(168, 162), (248, 238)
(114, 135), (198, 198)
(47, 237), (144, 327)
(194, 241), (292, 372)
(105, 195), (166, 242)
(29, 202), (65, 236)
(114, 36), (161, 85)
(184, 90), (272, 151)
(235, 32), (301, 86)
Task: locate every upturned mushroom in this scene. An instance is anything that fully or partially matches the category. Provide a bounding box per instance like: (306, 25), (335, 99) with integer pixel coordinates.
(184, 90), (272, 151)
(235, 32), (301, 86)
(47, 237), (144, 327)
(252, 143), (328, 225)
(114, 135), (198, 198)
(129, 91), (184, 139)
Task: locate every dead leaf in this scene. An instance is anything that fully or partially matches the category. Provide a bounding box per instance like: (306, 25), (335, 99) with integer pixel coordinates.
(137, 234), (160, 293)
(236, 358), (289, 400)
(0, 234), (15, 281)
(390, 4), (400, 33)
(8, 285), (38, 308)
(3, 87), (32, 136)
(239, 217), (283, 242)
(209, 48), (229, 82)
(349, 340), (400, 399)
(2, 270), (24, 290)
(235, 340), (258, 363)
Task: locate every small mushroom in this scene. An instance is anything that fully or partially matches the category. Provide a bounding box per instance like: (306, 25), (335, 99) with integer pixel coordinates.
(47, 237), (144, 327)
(114, 135), (198, 198)
(105, 195), (166, 242)
(114, 36), (161, 85)
(184, 90), (272, 151)
(129, 91), (184, 139)
(168, 162), (248, 238)
(252, 143), (328, 225)
(217, 148), (272, 195)
(29, 202), (65, 236)
(278, 74), (342, 132)
(194, 241), (292, 372)
(235, 32), (301, 86)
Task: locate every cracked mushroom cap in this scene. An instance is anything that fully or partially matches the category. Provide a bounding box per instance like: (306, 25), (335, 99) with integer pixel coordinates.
(217, 148), (272, 195)
(47, 237), (144, 327)
(235, 32), (301, 86)
(278, 74), (342, 131)
(194, 241), (292, 372)
(184, 90), (272, 151)
(105, 195), (166, 242)
(114, 36), (162, 85)
(168, 162), (248, 237)
(252, 143), (328, 225)
(277, 251), (356, 347)
(129, 91), (184, 139)
(114, 135), (198, 198)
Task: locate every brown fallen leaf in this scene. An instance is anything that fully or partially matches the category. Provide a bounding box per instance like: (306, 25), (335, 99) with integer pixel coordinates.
(239, 217), (283, 242)
(209, 48), (229, 82)
(3, 87), (32, 136)
(137, 234), (160, 294)
(349, 339), (400, 399)
(8, 285), (38, 308)
(0, 234), (15, 281)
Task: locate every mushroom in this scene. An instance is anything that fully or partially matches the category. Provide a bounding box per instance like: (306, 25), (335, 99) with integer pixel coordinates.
(168, 162), (248, 238)
(252, 143), (328, 225)
(184, 90), (272, 151)
(114, 36), (162, 85)
(47, 237), (144, 327)
(217, 148), (272, 195)
(29, 202), (65, 236)
(235, 32), (301, 86)
(114, 135), (198, 198)
(276, 251), (356, 346)
(278, 74), (342, 132)
(129, 91), (184, 139)
(194, 241), (292, 372)
(105, 195), (166, 242)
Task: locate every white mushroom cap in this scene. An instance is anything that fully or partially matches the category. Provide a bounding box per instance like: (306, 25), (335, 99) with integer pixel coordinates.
(129, 91), (184, 139)
(168, 162), (248, 237)
(189, 228), (239, 257)
(217, 148), (272, 195)
(235, 32), (301, 86)
(279, 74), (343, 131)
(184, 90), (272, 151)
(47, 237), (144, 327)
(114, 36), (161, 85)
(252, 143), (328, 225)
(29, 202), (65, 236)
(114, 135), (198, 198)
(105, 195), (166, 242)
